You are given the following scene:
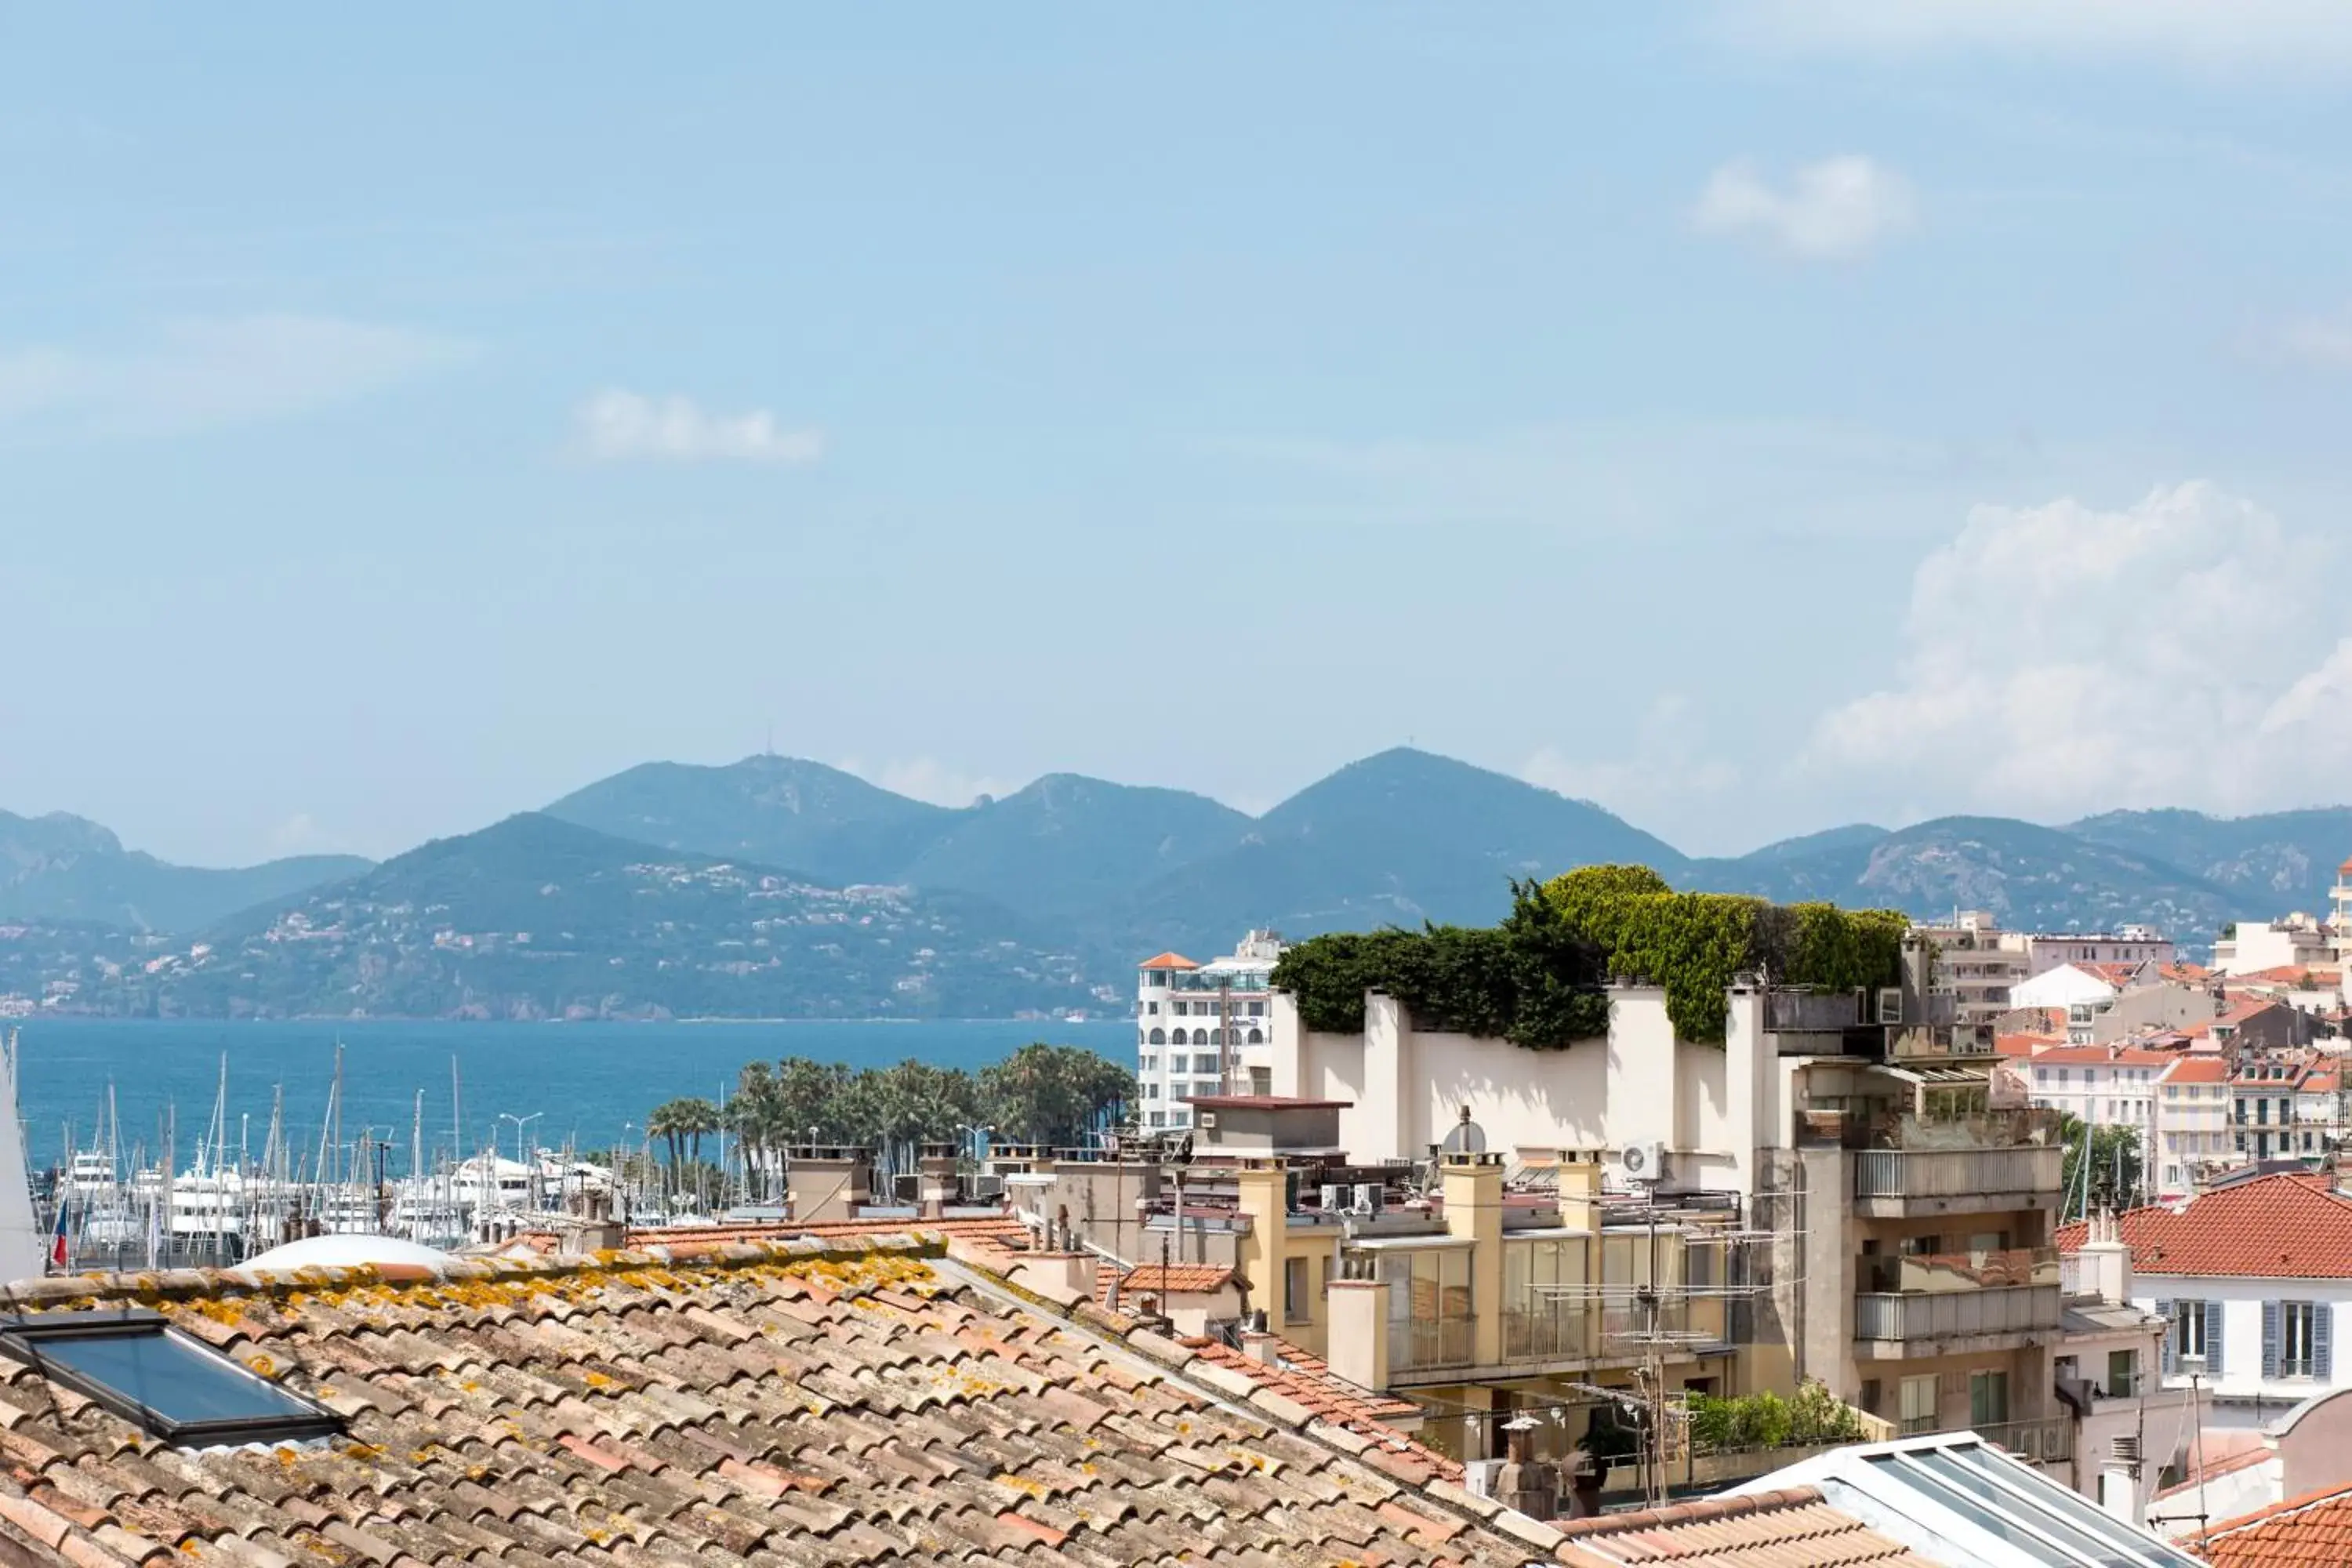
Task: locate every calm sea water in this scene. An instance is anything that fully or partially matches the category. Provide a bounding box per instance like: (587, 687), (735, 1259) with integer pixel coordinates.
(5, 1018), (1132, 1174)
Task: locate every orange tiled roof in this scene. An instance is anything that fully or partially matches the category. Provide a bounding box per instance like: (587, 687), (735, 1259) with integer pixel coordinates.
(2027, 1044), (2175, 1066)
(1553, 1485), (1936, 1566)
(2161, 1056), (2230, 1083)
(2209, 1480), (2352, 1566)
(1995, 1031), (2063, 1058)
(1178, 1338), (1446, 1469)
(0, 1234), (1544, 1567)
(1136, 951), (1199, 971)
(2056, 1172), (2352, 1278)
(1102, 1262), (1235, 1299)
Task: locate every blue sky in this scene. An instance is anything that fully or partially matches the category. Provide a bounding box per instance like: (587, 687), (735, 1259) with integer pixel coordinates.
(8, 4), (2352, 866)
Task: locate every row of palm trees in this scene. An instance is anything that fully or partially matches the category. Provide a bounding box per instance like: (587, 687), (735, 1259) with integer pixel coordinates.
(643, 1044), (1134, 1201)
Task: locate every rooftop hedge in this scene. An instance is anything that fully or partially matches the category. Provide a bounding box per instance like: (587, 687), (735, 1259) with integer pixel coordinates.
(1268, 865), (1907, 1047)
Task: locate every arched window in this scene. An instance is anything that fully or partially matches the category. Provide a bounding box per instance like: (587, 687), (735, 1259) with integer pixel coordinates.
(1148, 1027), (1166, 1045)
(1247, 1027), (1264, 1044)
(1171, 1028), (1189, 1046)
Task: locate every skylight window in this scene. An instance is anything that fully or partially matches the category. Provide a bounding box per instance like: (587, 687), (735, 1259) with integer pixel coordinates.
(0, 1311), (340, 1446)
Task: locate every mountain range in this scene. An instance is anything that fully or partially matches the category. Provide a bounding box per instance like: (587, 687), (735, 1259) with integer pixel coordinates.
(9, 748), (2352, 1019)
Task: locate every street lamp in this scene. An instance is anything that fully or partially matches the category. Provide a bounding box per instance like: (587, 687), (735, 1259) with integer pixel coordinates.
(497, 1112), (543, 1185)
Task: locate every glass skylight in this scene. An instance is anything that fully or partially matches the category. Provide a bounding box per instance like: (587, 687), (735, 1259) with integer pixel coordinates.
(0, 1312), (339, 1446)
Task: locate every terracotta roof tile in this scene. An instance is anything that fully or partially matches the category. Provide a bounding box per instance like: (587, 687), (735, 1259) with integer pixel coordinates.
(2056, 1172), (2352, 1278)
(2208, 1480), (2352, 1566)
(0, 1236), (1532, 1567)
(1136, 952), (1199, 971)
(1553, 1484), (1936, 1566)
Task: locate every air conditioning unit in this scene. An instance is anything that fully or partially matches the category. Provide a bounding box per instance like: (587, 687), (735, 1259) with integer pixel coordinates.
(1620, 1140), (1668, 1184)
(1461, 1459), (1504, 1500)
(1352, 1182), (1384, 1216)
(1319, 1183), (1347, 1211)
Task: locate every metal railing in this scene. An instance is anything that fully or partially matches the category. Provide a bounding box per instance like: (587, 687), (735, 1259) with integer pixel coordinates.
(1976, 1416), (2075, 1467)
(1853, 1285), (2063, 1342)
(1390, 1316), (1475, 1374)
(1852, 1145), (2063, 1201)
(1502, 1307), (1592, 1363)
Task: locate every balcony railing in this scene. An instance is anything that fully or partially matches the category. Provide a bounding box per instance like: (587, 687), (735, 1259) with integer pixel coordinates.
(1853, 1285), (2063, 1343)
(1502, 1308), (1592, 1363)
(1858, 1247), (2060, 1296)
(1390, 1316), (1475, 1374)
(1976, 1416), (2076, 1467)
(1852, 1145), (2063, 1202)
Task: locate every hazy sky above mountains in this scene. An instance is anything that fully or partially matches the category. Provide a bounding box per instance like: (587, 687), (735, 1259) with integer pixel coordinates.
(9, 5), (2352, 865)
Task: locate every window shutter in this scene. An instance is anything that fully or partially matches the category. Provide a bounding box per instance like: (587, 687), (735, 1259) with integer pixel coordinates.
(2157, 1300), (2176, 1374)
(2207, 1301), (2226, 1377)
(2264, 1301), (2281, 1380)
(2320, 1304), (2335, 1383)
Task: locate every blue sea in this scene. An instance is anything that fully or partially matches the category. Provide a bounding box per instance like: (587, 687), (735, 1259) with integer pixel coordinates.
(5, 1018), (1132, 1174)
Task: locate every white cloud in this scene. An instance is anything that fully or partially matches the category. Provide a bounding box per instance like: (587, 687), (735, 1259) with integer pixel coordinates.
(575, 389), (823, 466)
(838, 757), (1014, 809)
(1804, 481), (2352, 821)
(0, 315), (467, 436)
(2256, 312), (2352, 368)
(1691, 156), (1918, 260)
(1523, 695), (1740, 837)
(1727, 1), (2352, 73)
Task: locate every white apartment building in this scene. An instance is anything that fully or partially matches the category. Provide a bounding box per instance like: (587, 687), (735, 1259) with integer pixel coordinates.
(2009, 964), (2135, 1044)
(2215, 915), (2332, 977)
(2022, 1044), (2167, 1140)
(1133, 931), (1283, 1129)
(2153, 1056), (2230, 1199)
(1918, 913), (2175, 1026)
(2067, 1171), (2352, 1430)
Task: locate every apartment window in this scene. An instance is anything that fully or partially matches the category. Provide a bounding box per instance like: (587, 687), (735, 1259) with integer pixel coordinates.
(2107, 1348), (2139, 1399)
(1969, 1370), (2009, 1428)
(1192, 1054), (1217, 1075)
(1247, 1000), (1265, 1017)
(1147, 1110), (1165, 1127)
(1142, 1083), (1157, 1100)
(2268, 1301), (2330, 1380)
(1898, 1374), (1939, 1436)
(2165, 1299), (2222, 1376)
(1145, 1000), (1160, 1015)
(2164, 1164), (2180, 1187)
(2165, 1085), (2178, 1100)
(1284, 1257), (1312, 1324)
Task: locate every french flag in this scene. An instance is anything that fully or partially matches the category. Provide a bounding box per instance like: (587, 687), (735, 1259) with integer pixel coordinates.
(48, 1196), (67, 1272)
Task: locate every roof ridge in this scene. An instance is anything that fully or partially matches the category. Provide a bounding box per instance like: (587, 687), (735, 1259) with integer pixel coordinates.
(1554, 1485), (1827, 1538)
(3, 1229), (947, 1313)
(2207, 1476), (2352, 1536)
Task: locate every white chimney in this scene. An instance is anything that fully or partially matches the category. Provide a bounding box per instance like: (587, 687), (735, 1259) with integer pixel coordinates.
(2078, 1208), (2132, 1307)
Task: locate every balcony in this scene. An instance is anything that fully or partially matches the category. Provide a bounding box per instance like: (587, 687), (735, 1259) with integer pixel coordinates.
(1389, 1315), (1474, 1376)
(1859, 1246), (2060, 1296)
(1851, 1145), (2063, 1218)
(1503, 1307), (1593, 1364)
(1975, 1415), (2076, 1469)
(1853, 1284), (2063, 1356)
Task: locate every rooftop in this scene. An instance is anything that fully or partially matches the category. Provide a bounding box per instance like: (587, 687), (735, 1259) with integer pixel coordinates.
(1554, 1484), (1935, 1567)
(1136, 951), (1199, 971)
(2205, 1479), (2352, 1567)
(0, 1232), (1555, 1566)
(2055, 1172), (2352, 1279)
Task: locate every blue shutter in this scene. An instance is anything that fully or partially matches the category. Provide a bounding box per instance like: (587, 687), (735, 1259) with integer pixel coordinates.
(2206, 1301), (2226, 1377)
(2319, 1305), (2335, 1382)
(2157, 1300), (2176, 1374)
(2264, 1301), (2281, 1380)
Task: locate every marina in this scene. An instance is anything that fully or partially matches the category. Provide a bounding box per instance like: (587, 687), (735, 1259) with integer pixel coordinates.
(11, 1017), (1129, 1269)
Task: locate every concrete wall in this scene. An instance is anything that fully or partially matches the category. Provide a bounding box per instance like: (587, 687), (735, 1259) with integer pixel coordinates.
(2274, 1385), (2352, 1501)
(1270, 983), (1769, 1195)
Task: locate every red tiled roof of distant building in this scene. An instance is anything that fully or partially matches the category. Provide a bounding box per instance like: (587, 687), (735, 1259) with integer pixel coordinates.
(2236, 965), (2341, 987)
(2307, 1072), (2340, 1095)
(1996, 1031), (2062, 1058)
(2161, 1056), (2230, 1084)
(1109, 1263), (1235, 1298)
(1138, 951), (1199, 970)
(2056, 1171), (2352, 1277)
(2027, 1044), (2175, 1066)
(2162, 960), (2214, 983)
(2206, 1479), (2352, 1566)
(2081, 961), (2147, 985)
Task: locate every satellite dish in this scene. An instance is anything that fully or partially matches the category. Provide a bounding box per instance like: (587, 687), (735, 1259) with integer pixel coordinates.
(1440, 1105), (1487, 1156)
